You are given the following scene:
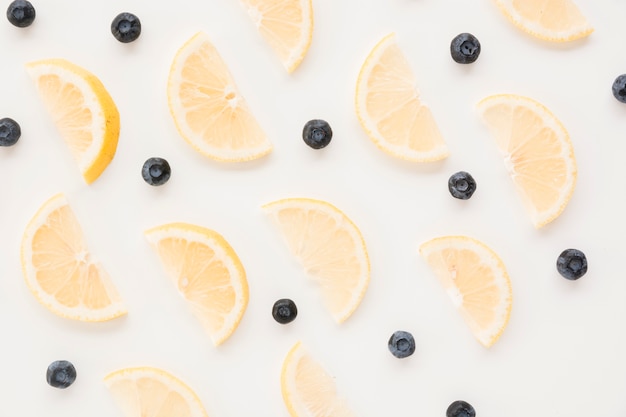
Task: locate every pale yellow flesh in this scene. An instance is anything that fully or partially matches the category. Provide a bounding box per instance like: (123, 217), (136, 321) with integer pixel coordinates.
(281, 342), (356, 417)
(477, 94), (576, 228)
(167, 32), (272, 162)
(494, 0), (593, 42)
(263, 198), (369, 323)
(240, 0), (313, 72)
(145, 222), (248, 346)
(355, 33), (449, 162)
(20, 193), (126, 321)
(104, 367), (209, 417)
(420, 236), (512, 347)
(26, 59), (120, 184)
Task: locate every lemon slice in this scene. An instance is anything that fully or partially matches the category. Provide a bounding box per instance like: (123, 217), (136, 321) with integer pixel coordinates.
(477, 94), (577, 228)
(104, 367), (209, 417)
(167, 31), (272, 162)
(419, 236), (513, 348)
(145, 222), (248, 346)
(281, 341), (356, 417)
(20, 193), (126, 321)
(493, 0), (593, 42)
(355, 33), (449, 162)
(26, 59), (120, 184)
(263, 198), (369, 323)
(240, 0), (313, 73)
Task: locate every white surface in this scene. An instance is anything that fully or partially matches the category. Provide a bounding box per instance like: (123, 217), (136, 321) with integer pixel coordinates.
(0, 0), (623, 416)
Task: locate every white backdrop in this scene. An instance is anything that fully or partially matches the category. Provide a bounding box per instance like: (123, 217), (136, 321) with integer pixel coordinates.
(0, 0), (622, 416)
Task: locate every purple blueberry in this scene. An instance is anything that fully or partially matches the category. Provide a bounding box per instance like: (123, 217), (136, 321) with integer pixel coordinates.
(0, 117), (21, 146)
(111, 12), (141, 43)
(272, 298), (297, 324)
(142, 157), (171, 186)
(6, 0), (35, 27)
(448, 171), (476, 200)
(46, 360), (76, 389)
(388, 330), (415, 358)
(450, 33), (481, 64)
(557, 248), (587, 280)
(446, 400), (476, 417)
(302, 119), (332, 149)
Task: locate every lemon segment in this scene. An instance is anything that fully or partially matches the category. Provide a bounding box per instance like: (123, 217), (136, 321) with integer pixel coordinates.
(104, 366), (209, 417)
(144, 222), (249, 346)
(355, 33), (449, 162)
(26, 58), (120, 184)
(281, 341), (357, 417)
(477, 93), (577, 228)
(20, 193), (126, 321)
(493, 0), (593, 42)
(240, 0), (313, 73)
(167, 32), (272, 162)
(419, 235), (513, 348)
(263, 198), (370, 323)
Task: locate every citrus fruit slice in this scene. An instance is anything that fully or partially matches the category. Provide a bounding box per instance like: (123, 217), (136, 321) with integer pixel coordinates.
(167, 31), (272, 162)
(263, 198), (369, 323)
(240, 0), (313, 73)
(355, 33), (449, 162)
(477, 94), (577, 228)
(419, 235), (512, 348)
(281, 341), (356, 417)
(493, 0), (593, 42)
(104, 367), (209, 417)
(20, 193), (126, 321)
(26, 58), (120, 184)
(144, 222), (248, 346)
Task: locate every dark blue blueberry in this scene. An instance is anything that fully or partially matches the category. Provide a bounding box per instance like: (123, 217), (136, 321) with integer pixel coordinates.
(6, 0), (35, 27)
(111, 12), (141, 43)
(142, 157), (171, 186)
(46, 360), (76, 389)
(272, 298), (297, 324)
(448, 171), (476, 200)
(557, 248), (587, 280)
(388, 330), (415, 358)
(612, 74), (626, 103)
(450, 33), (481, 64)
(0, 117), (21, 146)
(446, 400), (476, 417)
(302, 119), (332, 149)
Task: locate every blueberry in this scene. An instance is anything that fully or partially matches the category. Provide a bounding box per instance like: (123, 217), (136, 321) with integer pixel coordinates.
(556, 248), (587, 280)
(388, 330), (415, 359)
(302, 119), (332, 149)
(450, 33), (481, 64)
(448, 171), (476, 200)
(446, 400), (476, 417)
(46, 360), (76, 389)
(0, 117), (21, 146)
(272, 298), (298, 324)
(6, 0), (35, 27)
(612, 74), (626, 103)
(111, 12), (141, 43)
(142, 157), (171, 186)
